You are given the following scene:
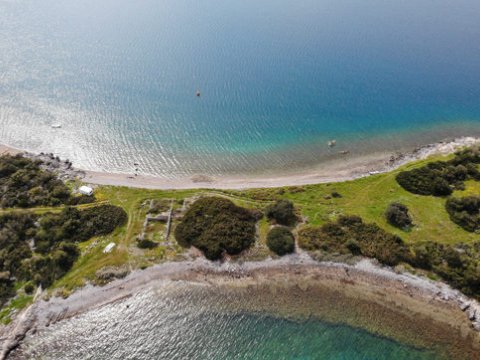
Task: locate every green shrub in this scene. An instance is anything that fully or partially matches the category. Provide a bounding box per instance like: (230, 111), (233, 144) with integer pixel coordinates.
(396, 165), (453, 196)
(266, 226), (295, 256)
(298, 215), (409, 266)
(385, 202), (412, 229)
(299, 213), (480, 297)
(0, 274), (14, 307)
(68, 194), (95, 205)
(0, 154), (76, 208)
(396, 147), (480, 197)
(80, 205), (128, 238)
(0, 199), (126, 305)
(24, 282), (35, 295)
(446, 196), (480, 232)
(174, 197), (257, 260)
(265, 199), (297, 226)
(34, 205), (127, 253)
(410, 241), (480, 296)
(137, 238), (158, 249)
(345, 239), (361, 255)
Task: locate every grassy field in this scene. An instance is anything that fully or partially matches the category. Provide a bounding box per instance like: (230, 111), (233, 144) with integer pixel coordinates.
(230, 153), (479, 245)
(35, 153), (480, 294)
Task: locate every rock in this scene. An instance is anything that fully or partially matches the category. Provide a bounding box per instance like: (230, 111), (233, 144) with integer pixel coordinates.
(473, 321), (480, 332)
(468, 307), (476, 321)
(460, 302), (471, 311)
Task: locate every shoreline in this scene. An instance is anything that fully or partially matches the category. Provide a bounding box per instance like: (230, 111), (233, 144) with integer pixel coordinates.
(3, 255), (480, 359)
(2, 136), (480, 189)
(2, 136), (480, 357)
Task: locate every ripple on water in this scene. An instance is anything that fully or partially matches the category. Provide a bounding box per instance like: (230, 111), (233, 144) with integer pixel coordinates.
(12, 284), (441, 360)
(1, 0), (480, 177)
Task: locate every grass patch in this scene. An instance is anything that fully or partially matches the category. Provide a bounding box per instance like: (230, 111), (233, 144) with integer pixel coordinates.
(11, 152), (478, 298)
(0, 294), (33, 325)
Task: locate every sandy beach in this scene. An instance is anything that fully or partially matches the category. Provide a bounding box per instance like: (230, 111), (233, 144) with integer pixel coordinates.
(2, 136), (480, 190)
(2, 137), (480, 358)
(2, 255), (480, 359)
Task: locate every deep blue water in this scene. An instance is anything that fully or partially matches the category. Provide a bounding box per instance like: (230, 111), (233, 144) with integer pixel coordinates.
(0, 0), (479, 177)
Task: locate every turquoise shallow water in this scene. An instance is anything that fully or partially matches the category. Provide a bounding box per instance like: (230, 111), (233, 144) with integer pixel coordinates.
(11, 288), (441, 360)
(1, 0), (480, 177)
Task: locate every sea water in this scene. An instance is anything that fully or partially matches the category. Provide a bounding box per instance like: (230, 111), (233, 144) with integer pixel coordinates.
(11, 287), (441, 360)
(0, 0), (480, 177)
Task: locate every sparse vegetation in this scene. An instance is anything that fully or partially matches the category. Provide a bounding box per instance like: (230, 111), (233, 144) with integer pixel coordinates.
(266, 226), (295, 256)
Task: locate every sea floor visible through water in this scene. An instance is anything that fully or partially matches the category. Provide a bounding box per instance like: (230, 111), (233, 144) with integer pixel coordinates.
(6, 259), (480, 360)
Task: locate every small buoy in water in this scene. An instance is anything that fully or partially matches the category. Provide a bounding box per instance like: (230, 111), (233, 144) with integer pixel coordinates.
(328, 139), (336, 148)
(196, 90), (201, 97)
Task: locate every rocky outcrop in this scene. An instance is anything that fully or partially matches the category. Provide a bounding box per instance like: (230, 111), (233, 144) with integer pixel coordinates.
(23, 152), (86, 182)
(0, 289), (42, 360)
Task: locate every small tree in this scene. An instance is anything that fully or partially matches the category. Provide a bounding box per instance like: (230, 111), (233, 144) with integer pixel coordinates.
(266, 226), (295, 256)
(385, 202), (412, 229)
(265, 200), (297, 226)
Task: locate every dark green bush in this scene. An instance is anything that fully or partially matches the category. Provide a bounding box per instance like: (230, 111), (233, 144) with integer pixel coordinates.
(137, 238), (158, 249)
(68, 194), (95, 205)
(410, 241), (480, 296)
(298, 215), (409, 266)
(266, 226), (295, 256)
(0, 154), (77, 208)
(345, 239), (361, 255)
(396, 147), (480, 197)
(80, 205), (128, 238)
(0, 156), (126, 305)
(446, 196), (480, 232)
(265, 199), (297, 226)
(0, 203), (128, 304)
(385, 202), (412, 229)
(0, 274), (14, 307)
(174, 197), (257, 260)
(299, 212), (480, 298)
(24, 282), (35, 295)
(34, 205), (127, 253)
(396, 165), (453, 196)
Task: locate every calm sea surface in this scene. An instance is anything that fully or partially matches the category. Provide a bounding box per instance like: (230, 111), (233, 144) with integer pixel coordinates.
(1, 0), (480, 177)
(11, 287), (441, 360)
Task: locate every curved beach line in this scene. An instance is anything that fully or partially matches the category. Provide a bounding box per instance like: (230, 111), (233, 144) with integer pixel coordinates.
(2, 255), (480, 359)
(2, 136), (480, 190)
